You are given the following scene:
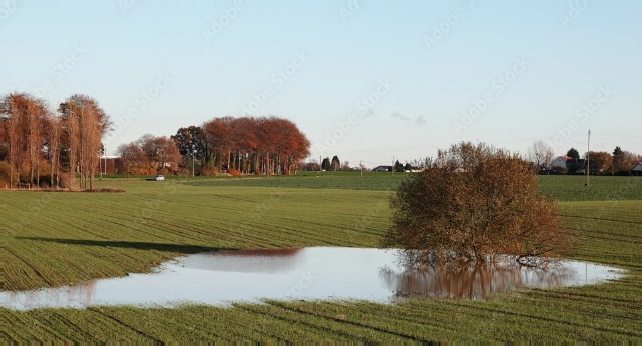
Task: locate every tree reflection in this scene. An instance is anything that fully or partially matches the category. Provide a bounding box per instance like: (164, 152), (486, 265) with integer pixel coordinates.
(380, 257), (577, 299)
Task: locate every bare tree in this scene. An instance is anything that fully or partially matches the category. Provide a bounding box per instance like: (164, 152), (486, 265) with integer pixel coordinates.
(45, 113), (63, 188)
(526, 140), (554, 169)
(6, 93), (47, 188)
(59, 95), (111, 190)
(6, 94), (24, 188)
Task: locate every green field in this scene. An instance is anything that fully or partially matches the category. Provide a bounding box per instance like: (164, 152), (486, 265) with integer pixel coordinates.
(3, 174), (641, 340)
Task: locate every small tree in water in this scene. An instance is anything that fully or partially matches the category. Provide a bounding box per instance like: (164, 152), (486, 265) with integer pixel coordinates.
(383, 142), (572, 266)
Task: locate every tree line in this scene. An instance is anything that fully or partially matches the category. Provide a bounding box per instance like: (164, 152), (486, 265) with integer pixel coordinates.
(5, 92), (311, 188)
(526, 140), (639, 175)
(5, 93), (110, 189)
(117, 116), (310, 177)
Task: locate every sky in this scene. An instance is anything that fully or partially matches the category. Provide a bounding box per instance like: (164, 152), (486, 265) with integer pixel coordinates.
(2, 0), (641, 167)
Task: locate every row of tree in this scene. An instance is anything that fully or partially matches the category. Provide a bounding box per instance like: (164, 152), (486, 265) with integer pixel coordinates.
(5, 93), (110, 189)
(526, 140), (639, 175)
(118, 116), (310, 176)
(5, 93), (311, 188)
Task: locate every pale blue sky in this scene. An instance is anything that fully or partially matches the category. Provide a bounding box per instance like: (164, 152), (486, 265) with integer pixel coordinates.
(2, 0), (640, 166)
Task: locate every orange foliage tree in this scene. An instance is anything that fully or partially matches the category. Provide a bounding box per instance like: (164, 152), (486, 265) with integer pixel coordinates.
(201, 116), (309, 175)
(384, 142), (572, 266)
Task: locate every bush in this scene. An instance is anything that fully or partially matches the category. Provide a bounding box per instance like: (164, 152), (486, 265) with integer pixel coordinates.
(228, 169), (241, 177)
(199, 166), (218, 176)
(383, 142), (572, 266)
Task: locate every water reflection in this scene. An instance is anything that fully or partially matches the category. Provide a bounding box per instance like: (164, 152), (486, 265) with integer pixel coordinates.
(380, 261), (577, 299)
(1, 247), (624, 310)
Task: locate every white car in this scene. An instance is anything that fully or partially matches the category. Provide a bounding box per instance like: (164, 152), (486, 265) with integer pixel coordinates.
(153, 174), (165, 181)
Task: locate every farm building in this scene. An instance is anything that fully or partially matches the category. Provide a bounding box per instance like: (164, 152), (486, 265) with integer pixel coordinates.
(372, 165), (392, 172)
(632, 163), (642, 176)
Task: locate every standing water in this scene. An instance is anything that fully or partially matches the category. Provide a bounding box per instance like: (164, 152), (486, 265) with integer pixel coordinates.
(2, 247), (624, 310)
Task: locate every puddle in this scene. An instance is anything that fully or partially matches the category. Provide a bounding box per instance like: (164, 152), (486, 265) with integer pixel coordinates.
(1, 247), (624, 310)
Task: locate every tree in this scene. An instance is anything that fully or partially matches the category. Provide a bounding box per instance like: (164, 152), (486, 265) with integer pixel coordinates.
(321, 157), (331, 171)
(527, 140), (554, 169)
(59, 94), (111, 190)
(202, 116), (309, 175)
(585, 151), (612, 173)
(394, 160), (405, 172)
(567, 148), (580, 160)
(610, 147), (636, 174)
(404, 163), (412, 171)
(331, 155), (340, 171)
(45, 114), (63, 188)
(137, 134), (181, 173)
(117, 142), (147, 179)
(171, 125), (208, 162)
(383, 142), (570, 266)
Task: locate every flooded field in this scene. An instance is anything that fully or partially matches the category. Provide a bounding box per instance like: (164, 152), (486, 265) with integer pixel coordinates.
(2, 247), (624, 310)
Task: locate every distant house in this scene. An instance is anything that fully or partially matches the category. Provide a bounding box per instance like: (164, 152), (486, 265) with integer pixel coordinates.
(632, 163), (642, 176)
(551, 156), (569, 169)
(372, 165), (392, 172)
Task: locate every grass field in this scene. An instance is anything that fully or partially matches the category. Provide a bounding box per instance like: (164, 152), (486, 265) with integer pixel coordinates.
(3, 174), (641, 340)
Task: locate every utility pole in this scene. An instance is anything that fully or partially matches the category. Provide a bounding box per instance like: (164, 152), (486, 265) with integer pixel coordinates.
(99, 150), (102, 180)
(391, 156), (394, 175)
(192, 150), (195, 178)
(586, 129), (591, 187)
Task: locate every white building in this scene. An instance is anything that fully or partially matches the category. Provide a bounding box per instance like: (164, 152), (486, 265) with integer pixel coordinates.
(551, 156), (569, 169)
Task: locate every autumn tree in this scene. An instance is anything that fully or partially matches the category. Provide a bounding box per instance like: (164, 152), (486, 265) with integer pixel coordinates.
(5, 94), (25, 188)
(117, 142), (147, 179)
(611, 146), (637, 174)
(5, 93), (49, 188)
(136, 134), (180, 173)
(45, 114), (63, 188)
(585, 151), (612, 174)
(202, 116), (309, 175)
(59, 95), (110, 190)
(384, 142), (570, 266)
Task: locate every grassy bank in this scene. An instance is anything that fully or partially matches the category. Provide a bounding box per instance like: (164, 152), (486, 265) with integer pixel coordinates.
(3, 175), (641, 340)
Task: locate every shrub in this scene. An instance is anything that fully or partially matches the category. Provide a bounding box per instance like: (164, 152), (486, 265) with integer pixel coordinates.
(383, 142), (572, 266)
